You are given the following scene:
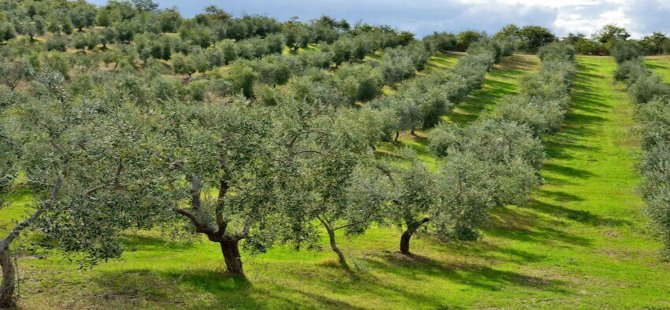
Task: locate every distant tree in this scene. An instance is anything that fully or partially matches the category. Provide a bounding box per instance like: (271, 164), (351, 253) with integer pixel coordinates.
(329, 37), (354, 66)
(423, 32), (457, 53)
(61, 16), (74, 35)
(132, 0), (159, 13)
(70, 4), (97, 32)
(226, 62), (256, 98)
(640, 32), (669, 55)
(46, 15), (61, 34)
(96, 8), (113, 27)
(456, 30), (484, 51)
(283, 17), (311, 51)
(100, 26), (118, 49)
(172, 53), (196, 78)
(0, 58), (33, 91)
(157, 8), (182, 33)
(595, 24), (630, 44)
(611, 40), (642, 64)
(178, 22), (212, 48)
(519, 26), (556, 52)
(0, 22), (16, 43)
(398, 31), (415, 46)
(45, 34), (67, 52)
(495, 24), (521, 43)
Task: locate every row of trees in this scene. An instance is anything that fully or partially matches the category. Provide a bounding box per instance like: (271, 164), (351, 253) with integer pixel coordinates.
(0, 2), (577, 307)
(0, 27), (528, 307)
(426, 42), (576, 246)
(371, 39), (502, 141)
(565, 24), (670, 56)
(612, 41), (670, 255)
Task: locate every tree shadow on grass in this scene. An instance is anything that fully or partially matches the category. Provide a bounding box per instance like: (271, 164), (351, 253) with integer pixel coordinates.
(447, 79), (517, 125)
(525, 199), (632, 227)
(485, 206), (592, 247)
(362, 252), (570, 294)
(121, 234), (197, 252)
(542, 163), (595, 179)
(644, 62), (667, 70)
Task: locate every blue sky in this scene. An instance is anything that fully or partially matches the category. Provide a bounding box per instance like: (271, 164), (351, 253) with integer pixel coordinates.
(88, 0), (670, 38)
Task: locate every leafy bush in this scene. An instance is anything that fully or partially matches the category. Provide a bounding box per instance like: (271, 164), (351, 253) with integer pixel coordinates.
(611, 40), (642, 64)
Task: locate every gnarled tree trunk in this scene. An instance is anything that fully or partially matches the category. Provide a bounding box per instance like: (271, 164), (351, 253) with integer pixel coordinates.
(326, 227), (348, 268)
(399, 218), (430, 255)
(219, 238), (244, 278)
(0, 250), (15, 308)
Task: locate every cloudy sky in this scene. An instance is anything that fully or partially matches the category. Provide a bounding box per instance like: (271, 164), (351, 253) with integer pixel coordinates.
(89, 0), (670, 38)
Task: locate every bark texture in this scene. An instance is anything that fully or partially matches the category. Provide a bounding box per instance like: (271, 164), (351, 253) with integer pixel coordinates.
(400, 218), (430, 255)
(326, 227), (348, 268)
(0, 250), (15, 309)
(220, 238), (244, 277)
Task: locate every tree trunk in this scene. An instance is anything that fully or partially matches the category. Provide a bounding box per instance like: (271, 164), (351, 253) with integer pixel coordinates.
(326, 227), (348, 269)
(399, 218), (430, 255)
(394, 130), (400, 142)
(0, 250), (15, 308)
(219, 239), (244, 278)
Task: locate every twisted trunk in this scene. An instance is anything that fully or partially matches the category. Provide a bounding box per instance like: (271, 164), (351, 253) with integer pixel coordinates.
(326, 226), (348, 268)
(0, 250), (15, 308)
(400, 218), (430, 255)
(219, 238), (244, 277)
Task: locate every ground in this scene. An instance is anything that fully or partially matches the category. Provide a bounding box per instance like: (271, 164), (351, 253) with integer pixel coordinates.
(2, 55), (670, 309)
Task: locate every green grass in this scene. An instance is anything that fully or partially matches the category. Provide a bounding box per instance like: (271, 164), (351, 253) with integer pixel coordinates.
(442, 54), (540, 124)
(644, 55), (670, 83)
(378, 54), (539, 167)
(5, 55), (670, 309)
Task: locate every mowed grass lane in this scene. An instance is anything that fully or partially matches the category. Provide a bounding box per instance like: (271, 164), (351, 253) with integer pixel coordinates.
(480, 55), (670, 308)
(644, 55), (670, 83)
(380, 54), (540, 167)
(8, 56), (670, 309)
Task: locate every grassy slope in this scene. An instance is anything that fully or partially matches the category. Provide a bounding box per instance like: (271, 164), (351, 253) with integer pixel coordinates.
(644, 55), (670, 83)
(380, 54), (540, 167)
(442, 54), (540, 124)
(6, 56), (670, 309)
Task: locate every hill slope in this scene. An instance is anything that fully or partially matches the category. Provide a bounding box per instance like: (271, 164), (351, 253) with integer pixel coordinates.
(6, 56), (670, 309)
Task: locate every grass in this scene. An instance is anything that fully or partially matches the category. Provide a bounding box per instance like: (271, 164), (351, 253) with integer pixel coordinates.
(4, 55), (670, 309)
(644, 55), (670, 83)
(378, 54), (539, 167)
(442, 54), (540, 124)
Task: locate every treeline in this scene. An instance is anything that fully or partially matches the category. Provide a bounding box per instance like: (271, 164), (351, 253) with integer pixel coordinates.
(427, 42), (576, 237)
(611, 41), (670, 255)
(370, 39), (502, 140)
(0, 0), (582, 307)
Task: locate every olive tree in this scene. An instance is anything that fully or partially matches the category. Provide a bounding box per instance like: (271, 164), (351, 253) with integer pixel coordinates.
(381, 153), (498, 255)
(276, 106), (389, 268)
(1, 69), (167, 307)
(150, 97), (282, 278)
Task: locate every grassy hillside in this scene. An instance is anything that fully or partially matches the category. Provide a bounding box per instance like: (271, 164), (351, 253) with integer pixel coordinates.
(379, 54), (539, 167)
(644, 55), (670, 83)
(3, 55), (670, 309)
(443, 54), (540, 124)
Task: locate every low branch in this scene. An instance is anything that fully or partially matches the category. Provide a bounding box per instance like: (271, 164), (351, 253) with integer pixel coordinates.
(0, 170), (64, 252)
(172, 207), (216, 235)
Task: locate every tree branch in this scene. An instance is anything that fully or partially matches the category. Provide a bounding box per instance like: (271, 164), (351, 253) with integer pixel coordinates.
(0, 168), (65, 252)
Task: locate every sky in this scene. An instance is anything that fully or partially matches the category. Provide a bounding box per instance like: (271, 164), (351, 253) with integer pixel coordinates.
(88, 0), (670, 38)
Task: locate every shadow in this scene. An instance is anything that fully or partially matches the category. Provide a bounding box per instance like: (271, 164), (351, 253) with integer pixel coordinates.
(542, 163), (595, 179)
(525, 199), (632, 227)
(485, 206), (592, 247)
(121, 234), (196, 252)
(362, 252), (570, 294)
